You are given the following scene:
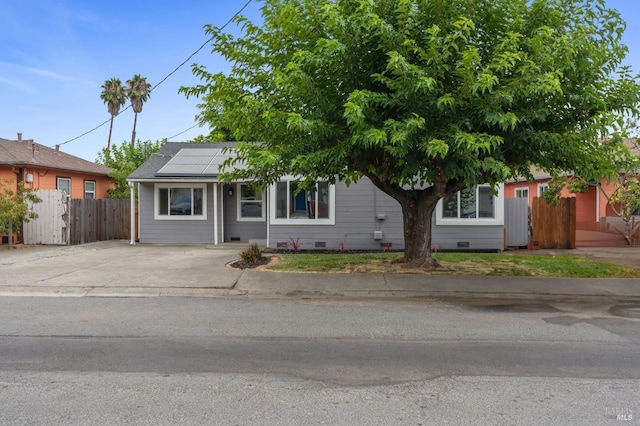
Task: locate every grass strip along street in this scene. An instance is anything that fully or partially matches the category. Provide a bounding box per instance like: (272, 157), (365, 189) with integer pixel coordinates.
(266, 252), (640, 278)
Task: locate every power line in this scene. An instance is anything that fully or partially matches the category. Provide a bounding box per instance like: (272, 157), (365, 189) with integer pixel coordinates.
(52, 0), (254, 148)
(166, 122), (202, 141)
(151, 0), (254, 96)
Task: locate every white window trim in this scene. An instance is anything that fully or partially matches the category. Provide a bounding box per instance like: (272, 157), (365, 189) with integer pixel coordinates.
(515, 187), (529, 201)
(84, 180), (96, 199)
(57, 177), (71, 197)
(436, 184), (504, 226)
(537, 182), (549, 197)
(269, 178), (336, 225)
(154, 183), (207, 221)
(236, 183), (266, 222)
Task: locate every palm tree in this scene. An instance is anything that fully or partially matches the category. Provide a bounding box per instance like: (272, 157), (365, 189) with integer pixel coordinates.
(126, 74), (152, 147)
(100, 78), (127, 151)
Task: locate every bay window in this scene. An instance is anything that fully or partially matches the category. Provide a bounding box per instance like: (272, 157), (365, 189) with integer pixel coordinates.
(437, 184), (504, 225)
(271, 179), (335, 224)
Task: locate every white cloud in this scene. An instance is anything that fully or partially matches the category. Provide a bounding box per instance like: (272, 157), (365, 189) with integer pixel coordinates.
(0, 75), (34, 92)
(25, 67), (75, 82)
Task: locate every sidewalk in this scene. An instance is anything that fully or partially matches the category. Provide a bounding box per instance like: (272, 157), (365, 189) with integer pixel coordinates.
(237, 269), (640, 303)
(0, 241), (639, 302)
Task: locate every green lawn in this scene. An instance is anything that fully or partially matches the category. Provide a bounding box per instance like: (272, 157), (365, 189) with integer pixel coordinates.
(266, 252), (640, 278)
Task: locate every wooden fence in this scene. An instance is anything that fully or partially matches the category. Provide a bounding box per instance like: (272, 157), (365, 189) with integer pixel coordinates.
(531, 197), (576, 249)
(504, 197), (530, 247)
(24, 189), (69, 245)
(68, 198), (131, 245)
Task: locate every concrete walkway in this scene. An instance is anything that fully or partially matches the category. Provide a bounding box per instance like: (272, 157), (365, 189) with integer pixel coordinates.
(0, 241), (639, 302)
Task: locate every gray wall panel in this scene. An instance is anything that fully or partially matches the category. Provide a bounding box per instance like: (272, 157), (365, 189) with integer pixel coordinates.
(269, 177), (504, 251)
(222, 184), (267, 242)
(138, 183), (215, 244)
(269, 178), (405, 251)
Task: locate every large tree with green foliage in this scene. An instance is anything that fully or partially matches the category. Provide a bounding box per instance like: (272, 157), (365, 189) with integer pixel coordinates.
(0, 179), (41, 249)
(181, 0), (640, 267)
(97, 139), (164, 198)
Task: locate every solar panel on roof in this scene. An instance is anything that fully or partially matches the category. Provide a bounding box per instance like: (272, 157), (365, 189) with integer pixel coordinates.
(157, 147), (224, 176)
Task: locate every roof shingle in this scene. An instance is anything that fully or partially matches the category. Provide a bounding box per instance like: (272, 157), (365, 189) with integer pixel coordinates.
(0, 137), (110, 175)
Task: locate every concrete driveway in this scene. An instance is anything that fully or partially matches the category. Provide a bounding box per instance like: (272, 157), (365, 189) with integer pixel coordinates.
(0, 241), (246, 297)
(2, 241), (639, 301)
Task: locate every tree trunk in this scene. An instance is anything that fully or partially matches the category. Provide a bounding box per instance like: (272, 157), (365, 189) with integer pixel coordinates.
(131, 112), (138, 148)
(362, 171), (466, 270)
(107, 116), (114, 151)
(400, 195), (440, 268)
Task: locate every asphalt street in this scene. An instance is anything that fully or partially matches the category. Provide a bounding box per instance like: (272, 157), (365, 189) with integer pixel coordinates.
(1, 242), (639, 424)
(0, 296), (638, 425)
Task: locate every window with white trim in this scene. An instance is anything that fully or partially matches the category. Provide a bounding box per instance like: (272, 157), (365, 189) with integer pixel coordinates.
(237, 183), (265, 221)
(84, 180), (96, 199)
(155, 183), (206, 220)
(538, 183), (549, 196)
(437, 184), (504, 225)
(57, 177), (71, 197)
(515, 187), (529, 199)
(270, 180), (335, 225)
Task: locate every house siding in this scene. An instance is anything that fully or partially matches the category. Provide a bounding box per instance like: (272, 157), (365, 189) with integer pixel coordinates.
(137, 183), (216, 244)
(269, 178), (404, 251)
(222, 184), (267, 242)
(0, 165), (112, 199)
(431, 224), (504, 250)
(268, 177), (504, 251)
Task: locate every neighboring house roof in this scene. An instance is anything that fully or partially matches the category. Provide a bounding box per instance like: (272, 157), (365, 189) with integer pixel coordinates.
(626, 137), (640, 156)
(128, 142), (240, 181)
(509, 138), (639, 183)
(0, 136), (111, 176)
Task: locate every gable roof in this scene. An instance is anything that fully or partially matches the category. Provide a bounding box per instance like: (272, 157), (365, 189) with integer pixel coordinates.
(510, 138), (640, 183)
(0, 136), (111, 176)
(127, 142), (240, 181)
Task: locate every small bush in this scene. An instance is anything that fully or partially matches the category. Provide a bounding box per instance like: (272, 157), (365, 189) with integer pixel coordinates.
(239, 243), (267, 267)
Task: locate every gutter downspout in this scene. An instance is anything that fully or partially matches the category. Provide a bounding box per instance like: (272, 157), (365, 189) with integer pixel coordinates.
(220, 184), (225, 243)
(128, 181), (136, 245)
(266, 185), (270, 249)
(213, 182), (219, 245)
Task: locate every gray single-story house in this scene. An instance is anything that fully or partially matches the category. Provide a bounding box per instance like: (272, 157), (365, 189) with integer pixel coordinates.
(126, 142), (505, 251)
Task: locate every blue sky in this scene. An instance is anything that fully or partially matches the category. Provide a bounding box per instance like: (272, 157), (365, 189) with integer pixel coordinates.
(1, 0), (639, 162)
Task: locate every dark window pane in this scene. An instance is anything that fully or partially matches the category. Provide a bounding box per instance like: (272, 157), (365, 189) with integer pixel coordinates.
(170, 188), (192, 215)
(316, 182), (329, 218)
(460, 187), (476, 218)
(478, 186), (494, 218)
(241, 202), (262, 217)
(193, 188), (203, 215)
(241, 184), (261, 200)
(159, 188), (168, 215)
(276, 182), (287, 218)
(443, 193), (458, 218)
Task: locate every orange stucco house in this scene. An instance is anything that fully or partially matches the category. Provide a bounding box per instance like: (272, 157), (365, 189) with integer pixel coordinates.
(1, 133), (114, 243)
(504, 139), (639, 246)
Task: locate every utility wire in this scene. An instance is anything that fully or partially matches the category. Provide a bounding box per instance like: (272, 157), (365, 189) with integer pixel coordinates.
(166, 122), (202, 141)
(52, 0), (253, 148)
